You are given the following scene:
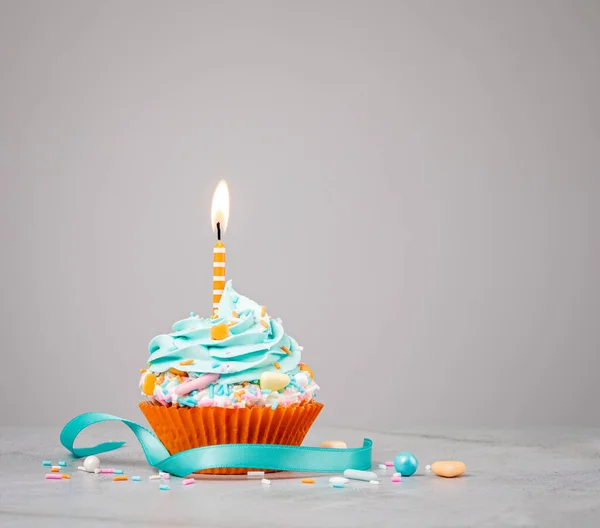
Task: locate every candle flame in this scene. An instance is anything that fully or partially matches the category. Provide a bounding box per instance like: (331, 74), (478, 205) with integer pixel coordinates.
(211, 180), (230, 233)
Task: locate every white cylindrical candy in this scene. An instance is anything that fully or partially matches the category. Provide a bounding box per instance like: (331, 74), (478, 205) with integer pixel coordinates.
(329, 477), (349, 485)
(343, 469), (378, 482)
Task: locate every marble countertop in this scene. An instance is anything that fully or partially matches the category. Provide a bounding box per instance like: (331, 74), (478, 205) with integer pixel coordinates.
(1, 424), (599, 527)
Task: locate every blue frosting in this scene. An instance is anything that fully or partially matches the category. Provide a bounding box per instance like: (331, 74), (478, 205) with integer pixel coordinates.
(146, 281), (301, 385)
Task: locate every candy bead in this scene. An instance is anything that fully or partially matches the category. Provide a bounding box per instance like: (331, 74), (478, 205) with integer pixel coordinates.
(431, 461), (466, 478)
(394, 452), (418, 476)
(210, 323), (230, 340)
(83, 456), (100, 473)
(320, 440), (347, 449)
(259, 372), (290, 391)
(343, 469), (378, 482)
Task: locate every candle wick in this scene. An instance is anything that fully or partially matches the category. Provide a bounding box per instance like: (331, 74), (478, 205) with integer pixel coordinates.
(216, 221), (221, 241)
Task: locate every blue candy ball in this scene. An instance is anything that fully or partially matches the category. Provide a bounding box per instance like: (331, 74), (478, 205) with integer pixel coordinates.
(394, 452), (418, 476)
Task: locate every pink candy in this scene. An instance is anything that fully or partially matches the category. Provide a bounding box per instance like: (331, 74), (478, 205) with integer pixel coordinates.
(385, 461), (395, 467)
(45, 474), (62, 480)
(101, 468), (115, 474)
(174, 373), (220, 396)
(182, 478), (195, 486)
(391, 476), (402, 483)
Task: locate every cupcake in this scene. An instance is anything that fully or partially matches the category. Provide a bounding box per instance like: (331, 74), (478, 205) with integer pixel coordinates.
(139, 280), (322, 474)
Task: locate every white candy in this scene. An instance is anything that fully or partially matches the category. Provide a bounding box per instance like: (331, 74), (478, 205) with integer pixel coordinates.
(261, 478), (271, 485)
(369, 480), (380, 484)
(94, 468), (101, 474)
(83, 456), (100, 473)
(378, 464), (387, 470)
(425, 464), (432, 471)
(294, 372), (309, 388)
(77, 466), (86, 472)
(329, 477), (349, 484)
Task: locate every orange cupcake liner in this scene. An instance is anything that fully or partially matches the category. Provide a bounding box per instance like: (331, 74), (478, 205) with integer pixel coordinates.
(139, 400), (324, 475)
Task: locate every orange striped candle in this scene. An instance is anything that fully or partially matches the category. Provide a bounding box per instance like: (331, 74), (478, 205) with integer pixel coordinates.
(213, 239), (226, 313)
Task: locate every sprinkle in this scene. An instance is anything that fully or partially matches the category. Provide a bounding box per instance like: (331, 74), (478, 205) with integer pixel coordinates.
(101, 469), (115, 474)
(179, 359), (194, 366)
(301, 478), (315, 484)
(132, 476), (141, 481)
(217, 384), (225, 396)
(62, 474), (70, 479)
(271, 401), (279, 410)
(260, 320), (269, 329)
(212, 362), (220, 369)
(208, 384), (215, 398)
(190, 312), (195, 317)
(425, 465), (432, 471)
(260, 306), (267, 317)
(58, 461), (67, 467)
(332, 483), (345, 488)
(385, 461), (394, 467)
(393, 472), (401, 477)
(50, 467), (60, 472)
(159, 484), (170, 491)
(114, 470), (124, 475)
(42, 461), (52, 466)
(232, 310), (239, 318)
(159, 471), (170, 479)
(140, 369), (146, 373)
(182, 478), (195, 486)
(45, 474), (62, 480)
(274, 362), (281, 369)
(94, 469), (101, 474)
(113, 476), (128, 481)
(261, 478), (271, 485)
(247, 471), (264, 477)
(369, 480), (379, 484)
(392, 476), (402, 483)
(281, 345), (291, 354)
(378, 464), (387, 470)
(329, 477), (349, 484)
(149, 475), (161, 480)
(77, 466), (86, 471)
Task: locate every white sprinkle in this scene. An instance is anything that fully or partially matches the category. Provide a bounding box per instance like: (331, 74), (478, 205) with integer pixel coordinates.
(378, 464), (387, 470)
(426, 464), (432, 471)
(261, 478), (271, 485)
(94, 468), (101, 474)
(248, 471), (264, 477)
(393, 472), (401, 477)
(149, 475), (161, 480)
(369, 480), (380, 484)
(77, 466), (86, 472)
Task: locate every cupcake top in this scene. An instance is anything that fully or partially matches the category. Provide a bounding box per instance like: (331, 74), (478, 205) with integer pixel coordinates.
(139, 281), (318, 409)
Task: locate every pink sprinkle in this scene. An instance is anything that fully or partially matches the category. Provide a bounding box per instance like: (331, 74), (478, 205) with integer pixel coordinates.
(174, 373), (220, 396)
(391, 476), (402, 483)
(182, 478), (195, 486)
(198, 399), (214, 407)
(45, 474), (62, 480)
(101, 468), (115, 474)
(385, 461), (394, 467)
(241, 393), (255, 400)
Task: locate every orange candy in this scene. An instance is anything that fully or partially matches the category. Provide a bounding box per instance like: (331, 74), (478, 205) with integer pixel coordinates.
(113, 476), (128, 481)
(50, 467), (60, 472)
(232, 311), (239, 318)
(142, 373), (157, 396)
(62, 474), (70, 479)
(179, 359), (194, 366)
(260, 320), (269, 329)
(274, 362), (281, 370)
(210, 323), (230, 340)
(301, 478), (315, 484)
(299, 363), (314, 378)
(169, 368), (186, 376)
(281, 346), (291, 355)
(260, 306), (267, 317)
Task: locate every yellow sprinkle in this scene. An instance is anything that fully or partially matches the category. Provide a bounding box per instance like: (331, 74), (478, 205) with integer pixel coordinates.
(281, 346), (291, 355)
(179, 359), (194, 366)
(261, 306), (267, 317)
(301, 478), (315, 484)
(260, 320), (269, 329)
(232, 311), (239, 318)
(274, 362), (281, 369)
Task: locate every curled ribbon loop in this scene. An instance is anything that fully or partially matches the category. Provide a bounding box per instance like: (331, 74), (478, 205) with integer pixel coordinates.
(60, 412), (373, 477)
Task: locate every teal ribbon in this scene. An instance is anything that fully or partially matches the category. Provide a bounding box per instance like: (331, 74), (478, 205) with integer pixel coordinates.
(60, 412), (373, 477)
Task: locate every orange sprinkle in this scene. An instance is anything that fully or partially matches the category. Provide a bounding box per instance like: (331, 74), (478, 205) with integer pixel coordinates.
(156, 376), (164, 385)
(62, 474), (70, 479)
(210, 323), (230, 340)
(169, 368), (186, 376)
(180, 359), (194, 366)
(140, 369), (146, 373)
(301, 478), (315, 484)
(261, 306), (267, 317)
(113, 476), (128, 481)
(281, 346), (291, 355)
(299, 363), (314, 378)
(232, 310), (239, 318)
(228, 321), (236, 327)
(50, 467), (60, 473)
(260, 320), (269, 329)
(274, 362), (281, 369)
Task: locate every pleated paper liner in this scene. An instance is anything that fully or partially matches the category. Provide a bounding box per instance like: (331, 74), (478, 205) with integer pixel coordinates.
(139, 400), (324, 475)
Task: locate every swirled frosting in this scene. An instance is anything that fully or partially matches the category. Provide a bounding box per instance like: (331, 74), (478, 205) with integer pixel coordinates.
(140, 281), (319, 408)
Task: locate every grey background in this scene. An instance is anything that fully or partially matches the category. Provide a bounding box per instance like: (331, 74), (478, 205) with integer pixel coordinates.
(1, 0), (598, 428)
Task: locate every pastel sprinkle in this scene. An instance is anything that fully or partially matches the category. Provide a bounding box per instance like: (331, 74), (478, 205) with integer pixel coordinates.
(301, 478), (315, 484)
(149, 475), (161, 480)
(271, 401), (279, 410)
(329, 477), (349, 484)
(114, 470), (124, 475)
(281, 345), (291, 354)
(385, 461), (395, 467)
(232, 310), (239, 318)
(392, 476), (402, 483)
(113, 476), (128, 481)
(260, 320), (269, 329)
(50, 467), (60, 472)
(274, 362), (281, 369)
(260, 306), (267, 317)
(45, 474), (62, 480)
(132, 476), (141, 481)
(58, 461), (67, 467)
(94, 469), (101, 474)
(332, 483), (345, 488)
(42, 461), (52, 466)
(261, 478), (271, 485)
(179, 359), (194, 366)
(378, 464), (387, 470)
(182, 478), (195, 486)
(212, 362), (220, 369)
(159, 484), (170, 491)
(248, 471), (264, 477)
(77, 466), (86, 471)
(369, 480), (379, 484)
(208, 384), (215, 398)
(101, 469), (115, 474)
